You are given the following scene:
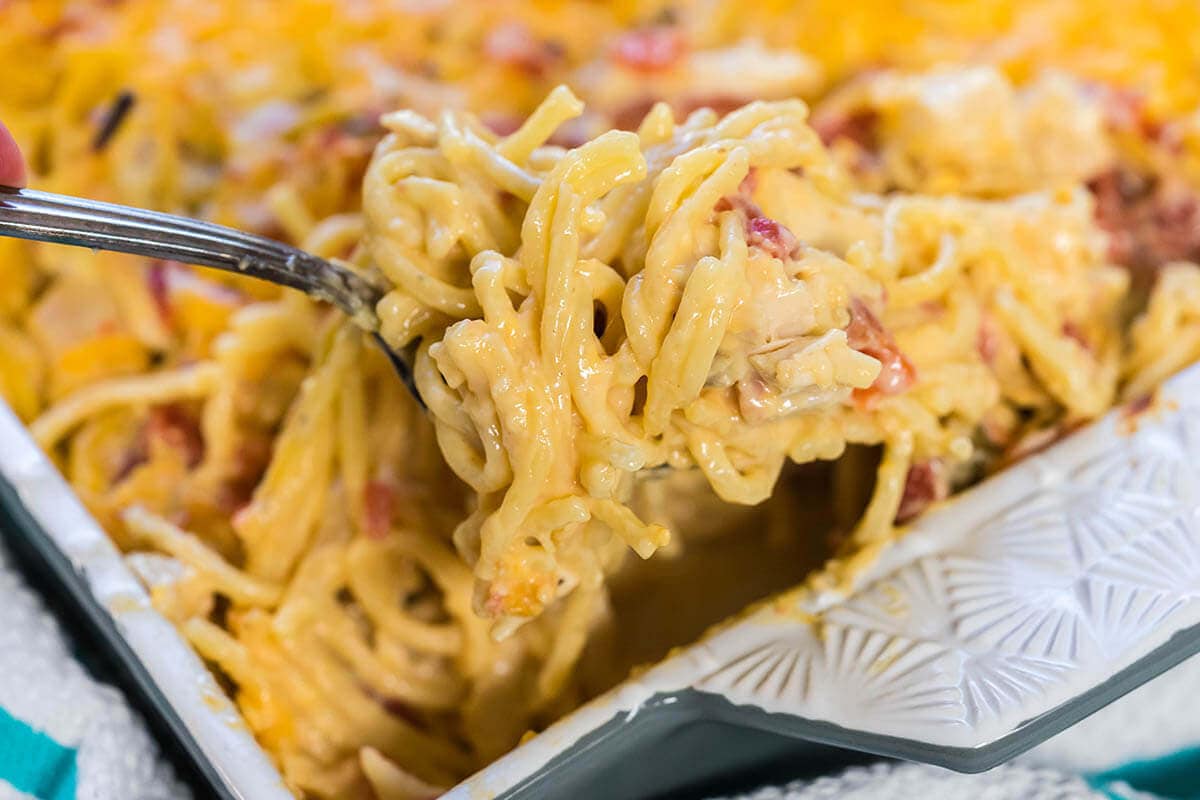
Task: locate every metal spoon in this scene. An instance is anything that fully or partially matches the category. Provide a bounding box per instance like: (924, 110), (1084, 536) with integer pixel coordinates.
(0, 185), (420, 401)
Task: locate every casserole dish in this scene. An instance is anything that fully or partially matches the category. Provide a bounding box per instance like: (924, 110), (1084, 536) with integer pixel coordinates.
(5, 362), (1200, 798)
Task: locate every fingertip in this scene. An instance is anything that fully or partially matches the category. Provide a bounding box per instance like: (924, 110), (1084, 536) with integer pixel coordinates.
(0, 121), (27, 188)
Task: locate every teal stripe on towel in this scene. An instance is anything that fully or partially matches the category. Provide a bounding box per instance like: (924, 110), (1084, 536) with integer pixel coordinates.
(0, 707), (77, 800)
(1089, 746), (1200, 799)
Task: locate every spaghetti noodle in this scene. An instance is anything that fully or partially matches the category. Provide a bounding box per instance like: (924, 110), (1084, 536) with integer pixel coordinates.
(366, 78), (1127, 629)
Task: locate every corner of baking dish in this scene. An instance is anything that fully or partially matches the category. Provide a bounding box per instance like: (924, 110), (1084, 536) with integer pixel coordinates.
(0, 402), (293, 800)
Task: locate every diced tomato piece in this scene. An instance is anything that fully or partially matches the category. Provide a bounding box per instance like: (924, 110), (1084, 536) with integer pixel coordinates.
(212, 441), (270, 516)
(148, 261), (244, 322)
(146, 404), (204, 468)
(364, 480), (395, 540)
(714, 178), (801, 261)
(1088, 168), (1200, 273)
(112, 404), (203, 483)
(212, 481), (253, 517)
(847, 298), (916, 403)
(895, 459), (948, 523)
(747, 216), (800, 261)
(609, 26), (687, 73)
(146, 261), (171, 323)
(976, 315), (999, 366)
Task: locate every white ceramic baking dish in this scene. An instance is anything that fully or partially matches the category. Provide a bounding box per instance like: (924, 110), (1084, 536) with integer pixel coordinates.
(4, 363), (1200, 799)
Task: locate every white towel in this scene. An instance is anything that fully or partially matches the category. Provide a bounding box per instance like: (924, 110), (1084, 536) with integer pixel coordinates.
(718, 763), (1109, 800)
(0, 542), (186, 800)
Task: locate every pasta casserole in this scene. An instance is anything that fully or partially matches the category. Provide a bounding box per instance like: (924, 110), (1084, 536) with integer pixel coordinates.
(4, 1), (1200, 798)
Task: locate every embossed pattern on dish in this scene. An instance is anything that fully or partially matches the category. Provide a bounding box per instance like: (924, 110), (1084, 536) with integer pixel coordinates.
(692, 365), (1200, 746)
